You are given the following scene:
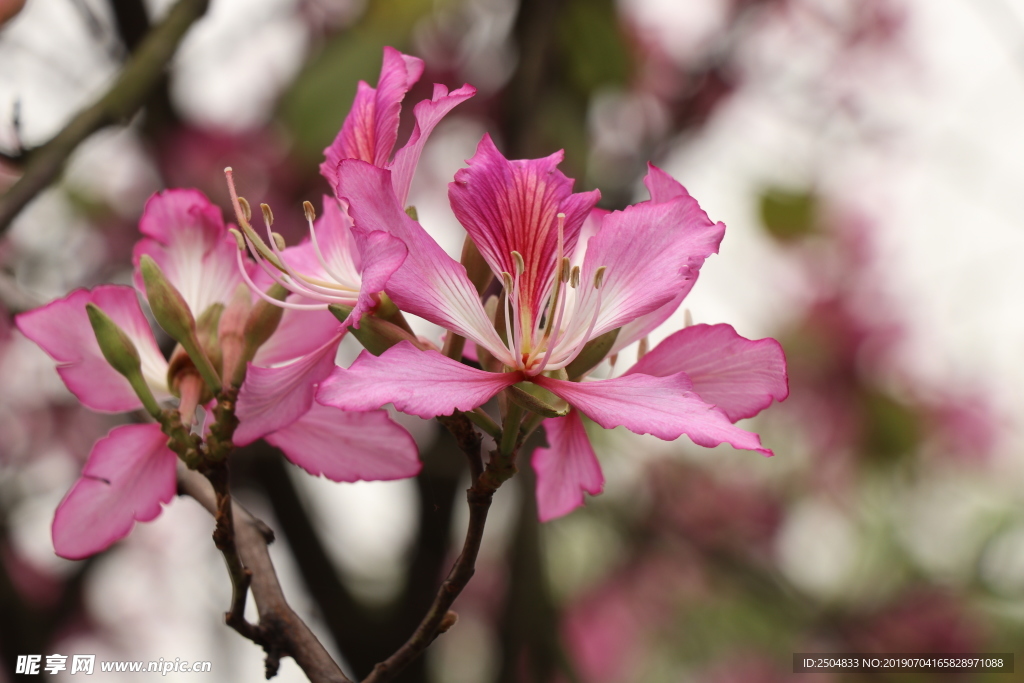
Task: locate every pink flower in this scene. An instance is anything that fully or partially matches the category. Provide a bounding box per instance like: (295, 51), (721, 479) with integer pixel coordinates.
(316, 137), (788, 519)
(233, 47), (475, 324)
(16, 189), (418, 559)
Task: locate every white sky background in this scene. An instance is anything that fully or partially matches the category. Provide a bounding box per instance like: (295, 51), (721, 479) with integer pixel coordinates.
(4, 0), (1024, 679)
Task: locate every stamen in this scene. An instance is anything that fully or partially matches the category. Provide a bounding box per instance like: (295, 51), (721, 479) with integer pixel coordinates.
(560, 257), (570, 283)
(638, 336), (649, 360)
(593, 266), (607, 289)
(684, 308), (693, 327)
(261, 203), (274, 227)
(224, 167), (251, 228)
(234, 248), (326, 310)
(303, 200), (316, 222)
(570, 265), (580, 288)
(228, 228), (245, 250)
(306, 204), (360, 291)
(238, 197), (252, 223)
(511, 250), (525, 276)
(271, 232), (286, 251)
(501, 271), (514, 292)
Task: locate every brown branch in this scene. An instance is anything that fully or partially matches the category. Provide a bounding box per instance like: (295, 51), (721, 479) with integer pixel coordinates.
(0, 0), (209, 232)
(363, 416), (520, 683)
(178, 465), (354, 683)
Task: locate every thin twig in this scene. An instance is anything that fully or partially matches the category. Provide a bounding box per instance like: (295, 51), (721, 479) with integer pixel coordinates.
(364, 416), (521, 683)
(178, 465), (354, 683)
(0, 0), (209, 232)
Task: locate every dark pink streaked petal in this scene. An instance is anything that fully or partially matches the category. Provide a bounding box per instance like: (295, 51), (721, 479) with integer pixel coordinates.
(643, 162), (695, 204)
(320, 47), (425, 184)
(266, 403), (421, 482)
(15, 286), (169, 412)
(234, 333), (344, 445)
(626, 323), (789, 422)
(449, 134), (600, 321)
(562, 177), (724, 346)
(333, 159), (511, 362)
(534, 373), (773, 455)
(52, 424), (177, 560)
(132, 189), (241, 317)
(317, 341), (520, 419)
(533, 412), (604, 521)
(345, 226), (408, 328)
(389, 83), (476, 206)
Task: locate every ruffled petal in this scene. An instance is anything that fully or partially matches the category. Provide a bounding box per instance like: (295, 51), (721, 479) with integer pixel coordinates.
(642, 162), (695, 204)
(626, 324), (789, 422)
(333, 159), (511, 363)
(389, 83), (476, 206)
(449, 134), (600, 321)
(235, 333), (343, 445)
(320, 47), (424, 183)
(15, 286), (169, 412)
(533, 411), (604, 522)
(561, 169), (724, 346)
(266, 403), (421, 482)
(317, 340), (519, 419)
(534, 373), (773, 455)
(132, 189), (241, 317)
(345, 226), (408, 327)
(52, 424), (177, 559)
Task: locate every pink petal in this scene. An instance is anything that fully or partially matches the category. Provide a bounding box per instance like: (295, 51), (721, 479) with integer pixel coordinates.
(610, 290), (686, 356)
(332, 159), (511, 362)
(320, 47), (424, 184)
(643, 162), (695, 204)
(449, 134), (600, 321)
(317, 340), (519, 419)
(565, 170), (724, 342)
(132, 189), (241, 316)
(52, 423), (177, 559)
(345, 226), (408, 327)
(266, 403), (421, 482)
(534, 373), (772, 455)
(235, 333), (343, 445)
(626, 324), (789, 422)
(533, 411), (604, 521)
(389, 83), (476, 206)
(251, 306), (343, 367)
(15, 286), (169, 412)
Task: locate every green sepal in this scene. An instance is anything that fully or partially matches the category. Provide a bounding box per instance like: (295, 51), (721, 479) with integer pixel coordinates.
(565, 327), (620, 380)
(330, 305), (421, 356)
(505, 382), (570, 418)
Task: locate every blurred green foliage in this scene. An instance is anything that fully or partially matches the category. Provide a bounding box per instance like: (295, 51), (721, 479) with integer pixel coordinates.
(759, 187), (819, 240)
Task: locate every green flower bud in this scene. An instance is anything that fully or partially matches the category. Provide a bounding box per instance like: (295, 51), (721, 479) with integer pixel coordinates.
(505, 382), (569, 418)
(565, 327), (620, 380)
(329, 304), (422, 356)
(86, 303), (162, 418)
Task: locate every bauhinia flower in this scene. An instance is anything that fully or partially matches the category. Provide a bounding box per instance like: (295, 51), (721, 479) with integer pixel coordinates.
(315, 136), (788, 518)
(230, 46), (475, 322)
(226, 46), (475, 447)
(16, 189), (418, 559)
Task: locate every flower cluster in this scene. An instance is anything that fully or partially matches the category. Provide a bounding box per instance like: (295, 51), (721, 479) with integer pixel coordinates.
(17, 47), (787, 559)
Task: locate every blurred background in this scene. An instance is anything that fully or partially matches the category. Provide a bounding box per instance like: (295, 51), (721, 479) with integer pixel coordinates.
(2, 0), (1024, 680)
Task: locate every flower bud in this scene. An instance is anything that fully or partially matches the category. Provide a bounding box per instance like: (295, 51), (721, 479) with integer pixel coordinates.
(329, 304), (422, 356)
(242, 283), (287, 360)
(139, 255), (197, 346)
(140, 255), (222, 394)
(219, 284), (252, 386)
(85, 303), (162, 418)
(565, 327), (620, 380)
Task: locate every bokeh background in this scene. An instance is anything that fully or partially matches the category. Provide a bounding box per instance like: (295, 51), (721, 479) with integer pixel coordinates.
(2, 0), (1024, 681)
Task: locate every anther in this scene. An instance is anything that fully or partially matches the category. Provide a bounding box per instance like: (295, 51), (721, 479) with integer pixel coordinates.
(593, 266), (607, 289)
(271, 232), (286, 251)
(303, 200), (316, 222)
(501, 271), (514, 292)
(237, 197), (252, 223)
(638, 336), (649, 360)
(260, 203), (274, 227)
(570, 265), (580, 288)
(228, 228), (245, 250)
(560, 257), (570, 283)
(684, 309), (693, 327)
(511, 251), (525, 276)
